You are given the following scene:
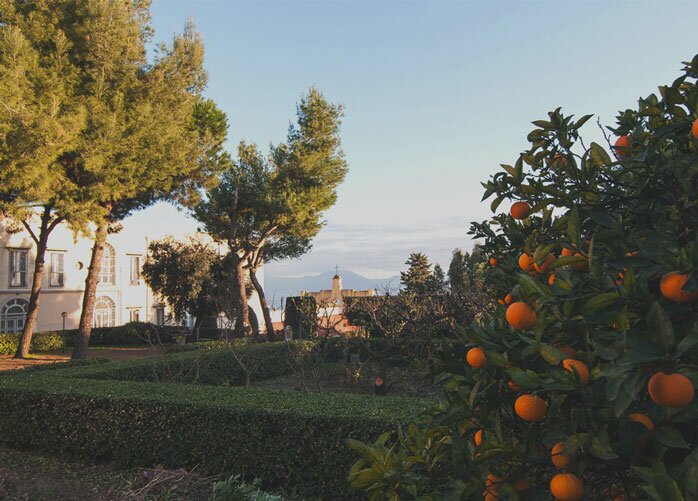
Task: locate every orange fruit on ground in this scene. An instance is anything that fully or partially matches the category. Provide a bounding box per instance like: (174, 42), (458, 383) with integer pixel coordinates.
(504, 293), (513, 305)
(692, 117), (698, 139)
(510, 201), (531, 219)
(507, 380), (521, 391)
(489, 257), (498, 266)
(550, 473), (584, 501)
(659, 272), (698, 303)
(628, 412), (654, 431)
(514, 478), (532, 491)
(518, 253), (535, 273)
(466, 347), (487, 368)
(561, 247), (588, 270)
(647, 372), (695, 408)
(562, 359), (590, 385)
(514, 394), (548, 422)
(534, 253), (556, 274)
(474, 429), (483, 446)
(506, 302), (537, 330)
(613, 135), (630, 158)
(551, 441), (571, 467)
(548, 273), (556, 285)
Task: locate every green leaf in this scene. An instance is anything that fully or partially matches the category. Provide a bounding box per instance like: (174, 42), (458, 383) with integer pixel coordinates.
(581, 292), (620, 315)
(517, 272), (553, 298)
(567, 206), (580, 248)
(589, 430), (619, 460)
(647, 302), (675, 353)
(654, 426), (690, 449)
(589, 142), (613, 167)
(539, 344), (566, 365)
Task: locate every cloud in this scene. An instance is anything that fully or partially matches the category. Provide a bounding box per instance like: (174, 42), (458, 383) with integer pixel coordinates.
(266, 215), (477, 279)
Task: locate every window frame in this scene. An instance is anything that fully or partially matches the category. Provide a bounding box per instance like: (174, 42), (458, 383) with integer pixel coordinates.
(129, 255), (141, 285)
(49, 252), (65, 287)
(1, 298), (29, 333)
(97, 243), (116, 286)
(9, 249), (29, 288)
(93, 296), (116, 328)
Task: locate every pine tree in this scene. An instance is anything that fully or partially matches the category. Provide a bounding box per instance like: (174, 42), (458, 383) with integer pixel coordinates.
(400, 252), (433, 295)
(194, 88), (347, 337)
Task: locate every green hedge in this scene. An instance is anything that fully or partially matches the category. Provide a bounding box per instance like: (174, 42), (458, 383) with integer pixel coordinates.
(81, 341), (313, 386)
(0, 331), (66, 355)
(0, 359), (435, 499)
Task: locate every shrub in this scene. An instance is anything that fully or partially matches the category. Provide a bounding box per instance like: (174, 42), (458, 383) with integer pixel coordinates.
(0, 360), (434, 500)
(0, 331), (67, 354)
(82, 341), (315, 386)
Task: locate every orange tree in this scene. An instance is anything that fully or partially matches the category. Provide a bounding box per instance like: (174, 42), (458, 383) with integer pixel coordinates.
(349, 54), (698, 500)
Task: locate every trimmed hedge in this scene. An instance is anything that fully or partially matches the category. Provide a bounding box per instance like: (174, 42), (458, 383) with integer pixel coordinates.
(0, 331), (66, 354)
(0, 354), (435, 499)
(83, 341), (314, 386)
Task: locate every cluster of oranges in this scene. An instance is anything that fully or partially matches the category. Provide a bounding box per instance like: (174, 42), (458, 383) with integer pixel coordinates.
(474, 186), (698, 501)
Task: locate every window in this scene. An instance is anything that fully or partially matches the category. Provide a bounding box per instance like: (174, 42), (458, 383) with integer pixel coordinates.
(49, 252), (65, 287)
(93, 296), (115, 328)
(129, 309), (140, 322)
(98, 242), (115, 285)
(155, 307), (165, 326)
(1, 298), (29, 333)
(9, 249), (28, 287)
(129, 255), (141, 285)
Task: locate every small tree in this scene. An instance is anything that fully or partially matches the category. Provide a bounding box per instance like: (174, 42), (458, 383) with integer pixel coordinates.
(141, 237), (220, 340)
(194, 88), (347, 337)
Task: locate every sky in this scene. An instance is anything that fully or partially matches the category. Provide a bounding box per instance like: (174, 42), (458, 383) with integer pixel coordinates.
(125, 0), (698, 279)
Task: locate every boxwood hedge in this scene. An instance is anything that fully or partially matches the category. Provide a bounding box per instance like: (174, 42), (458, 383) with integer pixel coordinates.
(0, 343), (436, 499)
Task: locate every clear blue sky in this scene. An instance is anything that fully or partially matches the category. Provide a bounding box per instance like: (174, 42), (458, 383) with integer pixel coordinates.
(127, 0), (698, 279)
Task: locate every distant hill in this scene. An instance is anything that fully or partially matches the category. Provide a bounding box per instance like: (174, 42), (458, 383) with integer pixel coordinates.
(264, 269), (400, 307)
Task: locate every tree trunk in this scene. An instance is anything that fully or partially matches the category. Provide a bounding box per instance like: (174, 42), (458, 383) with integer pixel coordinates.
(250, 266), (274, 339)
(15, 208), (53, 359)
(72, 219), (109, 360)
(232, 254), (251, 337)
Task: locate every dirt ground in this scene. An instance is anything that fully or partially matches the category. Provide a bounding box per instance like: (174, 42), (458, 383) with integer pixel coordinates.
(0, 347), (162, 372)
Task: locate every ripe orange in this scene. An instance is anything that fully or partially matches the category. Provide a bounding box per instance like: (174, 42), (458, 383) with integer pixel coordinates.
(550, 473), (584, 501)
(561, 247), (588, 270)
(466, 347), (487, 368)
(562, 359), (590, 385)
(510, 201), (531, 219)
(489, 257), (498, 267)
(474, 429), (483, 446)
(514, 394), (548, 422)
(514, 478), (532, 491)
(659, 272), (698, 303)
(613, 135), (630, 158)
(628, 412), (654, 431)
(518, 253), (535, 273)
(485, 473), (503, 496)
(548, 273), (556, 285)
(551, 441), (571, 467)
(534, 253), (556, 274)
(647, 372), (695, 408)
(506, 302), (537, 330)
(692, 117), (698, 139)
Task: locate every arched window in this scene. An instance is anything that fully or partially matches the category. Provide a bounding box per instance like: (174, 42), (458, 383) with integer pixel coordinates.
(93, 296), (116, 328)
(98, 242), (115, 285)
(1, 298), (29, 333)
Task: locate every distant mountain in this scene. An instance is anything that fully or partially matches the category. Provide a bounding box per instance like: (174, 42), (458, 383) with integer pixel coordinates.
(264, 269), (400, 307)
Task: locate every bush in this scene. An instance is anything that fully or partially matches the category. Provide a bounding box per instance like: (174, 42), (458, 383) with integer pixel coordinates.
(85, 322), (188, 346)
(0, 331), (67, 354)
(83, 341), (315, 386)
(0, 358), (434, 500)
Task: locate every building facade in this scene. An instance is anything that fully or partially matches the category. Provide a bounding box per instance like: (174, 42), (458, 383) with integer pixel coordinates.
(300, 273), (376, 307)
(0, 218), (264, 334)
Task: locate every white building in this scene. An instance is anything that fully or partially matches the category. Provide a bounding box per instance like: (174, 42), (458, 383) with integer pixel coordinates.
(0, 218), (264, 334)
